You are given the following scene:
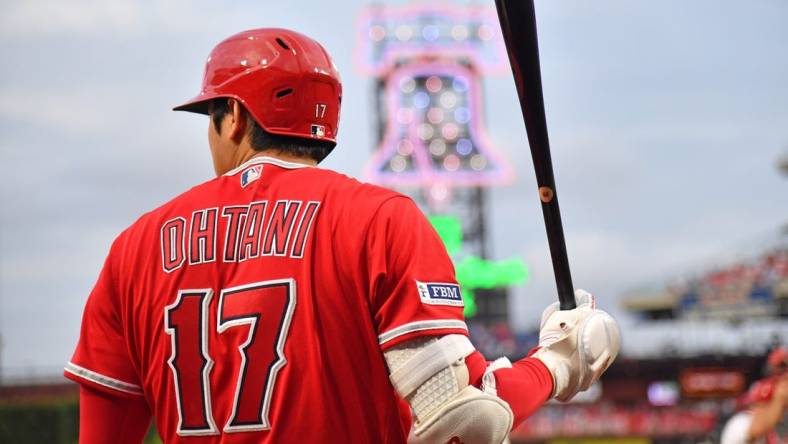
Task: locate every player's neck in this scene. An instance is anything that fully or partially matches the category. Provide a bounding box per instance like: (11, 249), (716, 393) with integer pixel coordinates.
(245, 150), (318, 167)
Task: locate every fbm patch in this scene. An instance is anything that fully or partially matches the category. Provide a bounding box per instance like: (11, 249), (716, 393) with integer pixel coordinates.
(416, 281), (464, 307)
(240, 165), (263, 188)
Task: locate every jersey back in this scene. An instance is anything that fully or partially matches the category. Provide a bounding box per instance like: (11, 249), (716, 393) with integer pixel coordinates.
(66, 157), (468, 443)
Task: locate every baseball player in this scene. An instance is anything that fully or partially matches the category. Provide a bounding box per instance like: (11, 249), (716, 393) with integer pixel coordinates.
(65, 28), (620, 443)
(721, 348), (788, 444)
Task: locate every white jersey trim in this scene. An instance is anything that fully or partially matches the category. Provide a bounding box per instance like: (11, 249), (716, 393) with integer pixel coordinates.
(379, 320), (468, 345)
(225, 156), (313, 177)
(64, 362), (144, 396)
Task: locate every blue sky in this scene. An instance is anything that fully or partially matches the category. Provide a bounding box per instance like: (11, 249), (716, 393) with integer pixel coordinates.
(1, 0), (786, 377)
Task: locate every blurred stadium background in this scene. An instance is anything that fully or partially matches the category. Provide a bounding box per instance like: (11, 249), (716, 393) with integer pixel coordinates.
(1, 0), (786, 442)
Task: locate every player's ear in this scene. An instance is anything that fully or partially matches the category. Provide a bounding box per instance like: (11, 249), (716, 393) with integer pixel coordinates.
(227, 98), (247, 142)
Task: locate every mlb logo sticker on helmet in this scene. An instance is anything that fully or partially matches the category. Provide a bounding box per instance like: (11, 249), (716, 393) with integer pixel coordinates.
(311, 124), (326, 138)
(416, 281), (464, 307)
(240, 165), (263, 187)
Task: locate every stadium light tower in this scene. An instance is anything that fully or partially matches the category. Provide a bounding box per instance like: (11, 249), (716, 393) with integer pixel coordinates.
(356, 3), (525, 323)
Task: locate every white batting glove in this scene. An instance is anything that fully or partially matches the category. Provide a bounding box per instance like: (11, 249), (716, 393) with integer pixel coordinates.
(532, 289), (620, 402)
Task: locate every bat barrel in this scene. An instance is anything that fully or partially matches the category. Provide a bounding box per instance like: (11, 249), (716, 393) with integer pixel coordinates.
(495, 0), (576, 310)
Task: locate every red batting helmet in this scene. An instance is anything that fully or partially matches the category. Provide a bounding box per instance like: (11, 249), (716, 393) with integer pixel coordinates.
(174, 28), (342, 144)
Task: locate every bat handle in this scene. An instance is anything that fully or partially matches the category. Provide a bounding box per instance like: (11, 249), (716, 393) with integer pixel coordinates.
(559, 296), (576, 311)
(555, 263), (576, 310)
(540, 191), (577, 311)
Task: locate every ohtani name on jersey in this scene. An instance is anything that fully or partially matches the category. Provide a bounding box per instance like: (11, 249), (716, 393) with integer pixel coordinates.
(160, 200), (321, 273)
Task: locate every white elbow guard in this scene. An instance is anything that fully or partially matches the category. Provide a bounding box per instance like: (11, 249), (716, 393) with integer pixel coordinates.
(385, 335), (513, 444)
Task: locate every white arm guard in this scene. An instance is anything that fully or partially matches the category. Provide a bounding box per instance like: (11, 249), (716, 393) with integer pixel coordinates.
(384, 335), (513, 444)
(532, 290), (621, 402)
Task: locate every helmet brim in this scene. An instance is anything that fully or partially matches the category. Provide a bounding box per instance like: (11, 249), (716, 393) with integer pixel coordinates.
(172, 96), (212, 115)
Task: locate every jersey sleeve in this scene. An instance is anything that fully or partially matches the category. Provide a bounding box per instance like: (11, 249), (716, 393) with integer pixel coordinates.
(366, 197), (468, 350)
(64, 239), (144, 398)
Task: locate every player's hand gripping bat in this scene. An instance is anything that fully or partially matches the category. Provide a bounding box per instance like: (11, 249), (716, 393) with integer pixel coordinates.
(495, 0), (576, 310)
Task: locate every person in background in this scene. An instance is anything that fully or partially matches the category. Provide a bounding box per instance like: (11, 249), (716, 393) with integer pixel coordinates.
(721, 347), (788, 444)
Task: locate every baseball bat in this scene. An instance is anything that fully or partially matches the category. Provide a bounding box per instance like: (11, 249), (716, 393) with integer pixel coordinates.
(494, 0), (576, 310)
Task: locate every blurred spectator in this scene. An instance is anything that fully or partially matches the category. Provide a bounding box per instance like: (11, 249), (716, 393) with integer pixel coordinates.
(721, 348), (788, 443)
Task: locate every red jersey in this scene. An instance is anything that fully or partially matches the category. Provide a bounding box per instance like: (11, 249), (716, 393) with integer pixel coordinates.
(743, 377), (779, 406)
(65, 156), (468, 443)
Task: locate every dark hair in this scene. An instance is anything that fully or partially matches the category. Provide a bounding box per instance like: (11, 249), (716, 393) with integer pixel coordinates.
(209, 99), (335, 163)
